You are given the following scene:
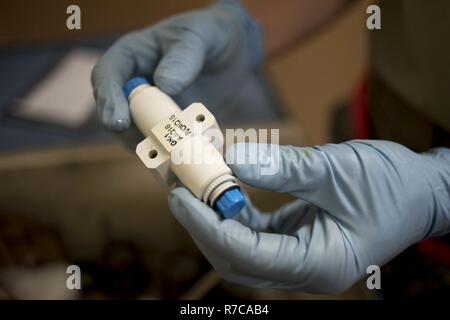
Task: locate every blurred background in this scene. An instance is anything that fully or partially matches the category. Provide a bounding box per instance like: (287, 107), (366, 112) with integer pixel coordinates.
(1, 0), (442, 300)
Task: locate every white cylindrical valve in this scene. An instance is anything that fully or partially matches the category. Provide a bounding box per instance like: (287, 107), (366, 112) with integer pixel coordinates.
(123, 77), (245, 218)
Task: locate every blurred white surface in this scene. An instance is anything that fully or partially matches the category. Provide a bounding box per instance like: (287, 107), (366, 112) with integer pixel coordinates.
(14, 49), (100, 128)
(0, 262), (80, 300)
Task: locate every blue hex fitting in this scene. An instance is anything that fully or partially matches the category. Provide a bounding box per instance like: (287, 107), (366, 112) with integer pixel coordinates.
(214, 188), (246, 219)
(123, 77), (149, 98)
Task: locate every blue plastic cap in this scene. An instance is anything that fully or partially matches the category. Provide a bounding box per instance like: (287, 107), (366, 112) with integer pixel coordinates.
(123, 77), (149, 98)
(215, 188), (246, 219)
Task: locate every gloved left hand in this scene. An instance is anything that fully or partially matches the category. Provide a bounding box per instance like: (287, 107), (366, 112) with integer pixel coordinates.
(168, 140), (450, 293)
(91, 0), (262, 148)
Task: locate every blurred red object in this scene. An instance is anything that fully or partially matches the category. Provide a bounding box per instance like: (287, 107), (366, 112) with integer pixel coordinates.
(417, 239), (450, 267)
(350, 77), (370, 139)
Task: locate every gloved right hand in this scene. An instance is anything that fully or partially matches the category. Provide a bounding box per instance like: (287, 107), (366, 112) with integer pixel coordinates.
(169, 141), (450, 293)
(91, 0), (263, 147)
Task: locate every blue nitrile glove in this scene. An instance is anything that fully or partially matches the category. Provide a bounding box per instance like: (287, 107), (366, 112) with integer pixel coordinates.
(91, 0), (263, 147)
(168, 140), (450, 293)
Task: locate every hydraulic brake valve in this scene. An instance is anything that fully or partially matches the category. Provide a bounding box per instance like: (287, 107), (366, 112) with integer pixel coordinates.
(123, 77), (245, 219)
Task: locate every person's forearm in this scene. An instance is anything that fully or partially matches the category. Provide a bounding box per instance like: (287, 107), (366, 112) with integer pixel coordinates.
(242, 0), (347, 57)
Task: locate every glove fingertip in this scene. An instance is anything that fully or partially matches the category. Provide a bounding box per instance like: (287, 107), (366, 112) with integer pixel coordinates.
(108, 118), (131, 132)
(169, 186), (189, 201)
(153, 39), (205, 96)
(95, 80), (132, 132)
(168, 187), (203, 219)
(169, 187), (223, 238)
(153, 70), (184, 96)
(226, 142), (262, 182)
(99, 103), (131, 132)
